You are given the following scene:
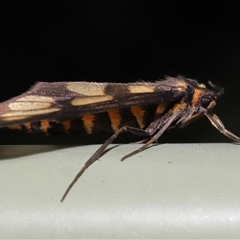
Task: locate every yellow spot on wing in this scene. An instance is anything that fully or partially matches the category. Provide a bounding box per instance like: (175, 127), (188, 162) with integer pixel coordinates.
(82, 114), (95, 134)
(9, 102), (51, 110)
(108, 109), (121, 132)
(2, 116), (27, 121)
(17, 95), (54, 102)
(131, 106), (145, 129)
(71, 96), (113, 106)
(67, 82), (106, 96)
(1, 108), (60, 118)
(128, 85), (154, 93)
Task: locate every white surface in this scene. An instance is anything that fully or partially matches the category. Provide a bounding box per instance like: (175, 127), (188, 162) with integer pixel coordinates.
(0, 144), (240, 238)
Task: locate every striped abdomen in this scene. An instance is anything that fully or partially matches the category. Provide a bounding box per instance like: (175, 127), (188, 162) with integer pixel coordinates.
(9, 104), (167, 136)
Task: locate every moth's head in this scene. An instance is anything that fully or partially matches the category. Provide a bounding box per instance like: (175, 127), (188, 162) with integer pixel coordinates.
(199, 81), (224, 111)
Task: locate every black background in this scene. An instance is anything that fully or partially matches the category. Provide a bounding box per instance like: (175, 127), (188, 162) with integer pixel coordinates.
(1, 0), (240, 144)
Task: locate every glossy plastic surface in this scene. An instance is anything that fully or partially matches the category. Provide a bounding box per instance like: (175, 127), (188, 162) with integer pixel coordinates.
(0, 144), (240, 238)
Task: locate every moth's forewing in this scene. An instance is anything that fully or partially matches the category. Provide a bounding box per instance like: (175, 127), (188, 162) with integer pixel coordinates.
(0, 78), (187, 127)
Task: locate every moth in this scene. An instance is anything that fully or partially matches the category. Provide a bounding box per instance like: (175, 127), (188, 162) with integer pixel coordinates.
(0, 76), (239, 201)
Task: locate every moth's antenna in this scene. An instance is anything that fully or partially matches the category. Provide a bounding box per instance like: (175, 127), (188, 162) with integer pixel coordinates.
(208, 81), (224, 96)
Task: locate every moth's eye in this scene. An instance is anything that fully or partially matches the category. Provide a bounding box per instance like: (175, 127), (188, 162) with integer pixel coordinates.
(201, 95), (214, 108)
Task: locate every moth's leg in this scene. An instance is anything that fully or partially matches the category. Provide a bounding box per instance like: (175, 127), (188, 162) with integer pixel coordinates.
(134, 138), (151, 144)
(122, 113), (167, 136)
(61, 124), (157, 202)
(129, 111), (179, 144)
(61, 109), (182, 201)
(119, 126), (151, 136)
(121, 110), (181, 161)
(169, 111), (204, 130)
(205, 112), (240, 142)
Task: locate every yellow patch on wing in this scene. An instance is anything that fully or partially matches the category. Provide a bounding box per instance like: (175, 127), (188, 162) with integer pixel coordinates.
(82, 114), (95, 134)
(131, 106), (145, 129)
(108, 109), (121, 132)
(71, 96), (113, 106)
(67, 82), (106, 96)
(17, 95), (54, 102)
(9, 102), (51, 110)
(1, 108), (61, 118)
(1, 116), (28, 121)
(128, 85), (154, 93)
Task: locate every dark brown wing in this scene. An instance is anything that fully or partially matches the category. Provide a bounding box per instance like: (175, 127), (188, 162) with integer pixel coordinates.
(0, 78), (187, 127)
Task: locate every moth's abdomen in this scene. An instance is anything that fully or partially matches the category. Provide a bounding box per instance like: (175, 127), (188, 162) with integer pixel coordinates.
(9, 104), (163, 135)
